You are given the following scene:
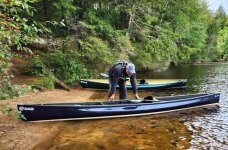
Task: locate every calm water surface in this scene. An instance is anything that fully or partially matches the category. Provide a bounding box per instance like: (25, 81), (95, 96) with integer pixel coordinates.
(47, 63), (228, 150)
(138, 63), (228, 149)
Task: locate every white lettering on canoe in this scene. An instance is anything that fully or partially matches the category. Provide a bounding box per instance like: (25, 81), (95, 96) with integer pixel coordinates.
(80, 81), (87, 84)
(19, 106), (34, 111)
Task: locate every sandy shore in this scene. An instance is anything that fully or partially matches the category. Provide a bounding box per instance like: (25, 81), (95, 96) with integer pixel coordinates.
(0, 88), (96, 150)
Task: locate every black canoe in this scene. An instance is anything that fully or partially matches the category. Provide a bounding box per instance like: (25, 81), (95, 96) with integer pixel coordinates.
(80, 79), (187, 90)
(17, 93), (220, 122)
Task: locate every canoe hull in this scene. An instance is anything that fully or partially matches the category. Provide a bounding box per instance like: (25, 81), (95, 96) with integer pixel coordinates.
(80, 79), (187, 90)
(18, 93), (220, 122)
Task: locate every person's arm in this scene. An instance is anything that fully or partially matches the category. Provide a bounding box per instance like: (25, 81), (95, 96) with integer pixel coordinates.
(108, 77), (117, 101)
(134, 93), (140, 99)
(130, 73), (139, 99)
(109, 94), (115, 101)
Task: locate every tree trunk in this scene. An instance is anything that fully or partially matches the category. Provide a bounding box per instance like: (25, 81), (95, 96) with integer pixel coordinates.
(127, 4), (136, 39)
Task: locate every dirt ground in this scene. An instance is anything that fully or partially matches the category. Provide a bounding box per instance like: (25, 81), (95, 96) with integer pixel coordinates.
(0, 88), (96, 150)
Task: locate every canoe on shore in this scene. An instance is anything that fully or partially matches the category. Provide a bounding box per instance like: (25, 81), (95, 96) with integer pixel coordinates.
(80, 79), (187, 90)
(17, 93), (220, 122)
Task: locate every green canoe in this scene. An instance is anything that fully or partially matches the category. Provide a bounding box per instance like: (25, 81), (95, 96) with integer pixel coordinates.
(80, 79), (187, 90)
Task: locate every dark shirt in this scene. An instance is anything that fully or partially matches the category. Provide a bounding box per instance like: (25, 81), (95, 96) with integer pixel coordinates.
(108, 64), (138, 95)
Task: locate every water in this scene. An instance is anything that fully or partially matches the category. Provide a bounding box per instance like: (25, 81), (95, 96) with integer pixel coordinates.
(47, 63), (228, 149)
(138, 63), (228, 149)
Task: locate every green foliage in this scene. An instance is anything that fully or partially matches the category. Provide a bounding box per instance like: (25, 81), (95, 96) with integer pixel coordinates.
(0, 0), (50, 100)
(17, 113), (27, 121)
(43, 52), (89, 85)
(29, 0), (227, 70)
(17, 57), (46, 76)
(28, 77), (54, 90)
(111, 35), (135, 60)
(80, 36), (114, 71)
(31, 57), (47, 76)
(206, 5), (228, 61)
(224, 54), (228, 61)
(217, 26), (228, 59)
(0, 106), (13, 117)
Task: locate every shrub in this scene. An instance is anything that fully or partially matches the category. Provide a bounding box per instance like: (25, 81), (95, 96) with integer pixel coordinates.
(44, 52), (90, 85)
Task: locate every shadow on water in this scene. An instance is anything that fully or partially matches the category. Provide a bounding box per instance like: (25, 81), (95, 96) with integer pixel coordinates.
(37, 63), (228, 149)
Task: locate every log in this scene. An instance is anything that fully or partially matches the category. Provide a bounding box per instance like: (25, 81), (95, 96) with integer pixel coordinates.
(54, 77), (71, 91)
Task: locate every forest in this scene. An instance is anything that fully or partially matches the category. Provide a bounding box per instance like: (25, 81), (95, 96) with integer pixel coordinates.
(0, 0), (228, 99)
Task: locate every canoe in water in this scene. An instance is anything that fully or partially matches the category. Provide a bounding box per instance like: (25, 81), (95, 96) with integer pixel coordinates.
(80, 79), (187, 90)
(17, 93), (220, 122)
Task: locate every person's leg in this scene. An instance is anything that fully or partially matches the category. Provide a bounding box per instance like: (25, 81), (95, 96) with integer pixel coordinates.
(118, 79), (127, 100)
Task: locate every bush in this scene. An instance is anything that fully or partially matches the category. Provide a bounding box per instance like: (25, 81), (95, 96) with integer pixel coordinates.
(43, 52), (90, 85)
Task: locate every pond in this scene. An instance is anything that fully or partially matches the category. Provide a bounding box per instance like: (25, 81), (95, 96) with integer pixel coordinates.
(46, 63), (228, 150)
